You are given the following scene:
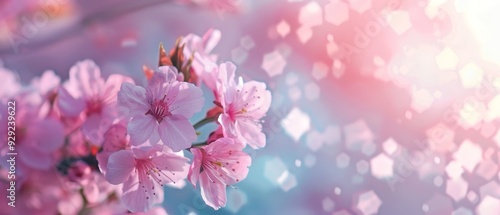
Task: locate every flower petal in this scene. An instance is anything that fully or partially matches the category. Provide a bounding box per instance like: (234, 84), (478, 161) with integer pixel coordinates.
(169, 82), (204, 118)
(150, 150), (190, 183)
(121, 172), (152, 213)
(96, 151), (111, 176)
(117, 82), (148, 117)
(128, 115), (156, 146)
(106, 150), (136, 185)
(202, 29), (221, 53)
(121, 163), (162, 212)
(188, 148), (203, 187)
(30, 118), (65, 153)
(236, 119), (266, 149)
(69, 60), (104, 99)
(199, 172), (226, 210)
(219, 114), (238, 138)
(18, 145), (52, 170)
(158, 116), (196, 152)
(103, 74), (134, 102)
(57, 87), (85, 117)
(240, 81), (272, 119)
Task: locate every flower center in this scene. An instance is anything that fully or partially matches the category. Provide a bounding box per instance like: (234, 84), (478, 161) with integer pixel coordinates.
(86, 98), (103, 114)
(146, 95), (171, 123)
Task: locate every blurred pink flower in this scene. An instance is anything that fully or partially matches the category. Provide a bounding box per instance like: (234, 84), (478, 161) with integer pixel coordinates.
(118, 68), (203, 151)
(0, 170), (62, 215)
(67, 160), (92, 184)
(216, 62), (272, 149)
(64, 130), (89, 157)
(0, 66), (21, 100)
(57, 189), (84, 215)
(96, 123), (131, 177)
(182, 29), (221, 87)
(0, 92), (65, 170)
(83, 172), (122, 205)
(31, 70), (61, 98)
(57, 60), (133, 145)
(188, 137), (251, 210)
(105, 145), (189, 212)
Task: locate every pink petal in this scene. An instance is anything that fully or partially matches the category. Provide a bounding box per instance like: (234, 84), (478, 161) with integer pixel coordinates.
(83, 183), (99, 204)
(18, 145), (52, 170)
(156, 66), (179, 82)
(236, 119), (266, 149)
(188, 148), (203, 187)
(121, 173), (152, 213)
(81, 114), (105, 145)
(121, 165), (162, 212)
(102, 123), (128, 152)
(31, 70), (60, 95)
(57, 87), (85, 117)
(104, 74), (134, 100)
(131, 145), (161, 159)
(169, 82), (204, 118)
(106, 150), (136, 185)
(128, 115), (157, 146)
(117, 82), (148, 116)
(219, 114), (238, 138)
(69, 60), (104, 99)
(30, 118), (65, 153)
(150, 151), (189, 183)
(206, 138), (251, 184)
(240, 81), (272, 119)
(202, 28), (221, 53)
(201, 61), (219, 91)
(158, 116), (196, 152)
(199, 172), (226, 210)
(217, 62), (238, 104)
(96, 151), (111, 176)
(57, 192), (83, 215)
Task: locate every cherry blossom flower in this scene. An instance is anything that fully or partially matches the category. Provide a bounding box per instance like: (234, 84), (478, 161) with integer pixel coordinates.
(0, 92), (65, 170)
(0, 66), (21, 100)
(57, 60), (133, 145)
(188, 137), (251, 209)
(181, 29), (221, 87)
(96, 122), (131, 177)
(0, 170), (62, 215)
(105, 145), (189, 212)
(216, 62), (272, 148)
(117, 67), (204, 151)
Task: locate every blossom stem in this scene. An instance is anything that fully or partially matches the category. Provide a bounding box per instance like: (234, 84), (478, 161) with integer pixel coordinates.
(78, 188), (88, 215)
(190, 142), (208, 148)
(193, 117), (216, 129)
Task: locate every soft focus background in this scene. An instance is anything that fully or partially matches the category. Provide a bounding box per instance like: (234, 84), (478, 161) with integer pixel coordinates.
(2, 0), (500, 214)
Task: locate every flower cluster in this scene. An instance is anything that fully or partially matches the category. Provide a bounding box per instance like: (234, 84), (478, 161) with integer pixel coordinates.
(0, 29), (271, 214)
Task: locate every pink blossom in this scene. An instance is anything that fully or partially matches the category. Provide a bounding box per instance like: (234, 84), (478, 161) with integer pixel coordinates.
(0, 92), (65, 170)
(96, 123), (131, 177)
(31, 70), (60, 98)
(83, 172), (122, 205)
(0, 66), (21, 100)
(117, 67), (204, 151)
(0, 170), (62, 215)
(105, 145), (189, 212)
(181, 29), (220, 87)
(57, 184), (84, 215)
(63, 161), (121, 207)
(216, 62), (272, 149)
(188, 138), (251, 210)
(67, 160), (93, 184)
(57, 60), (133, 145)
